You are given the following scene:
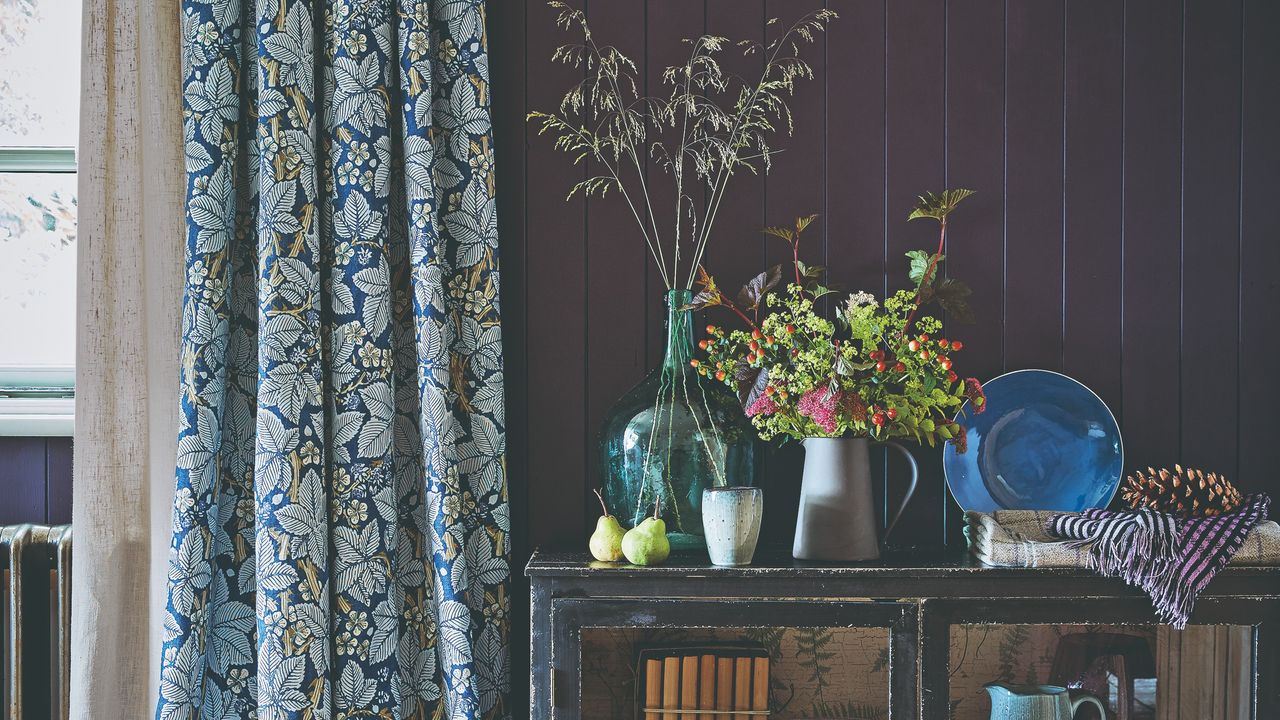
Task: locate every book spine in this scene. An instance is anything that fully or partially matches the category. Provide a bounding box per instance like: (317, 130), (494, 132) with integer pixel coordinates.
(715, 658), (734, 715)
(681, 656), (699, 714)
(644, 658), (662, 720)
(663, 656), (680, 720)
(698, 654), (716, 720)
(750, 657), (769, 713)
(733, 657), (751, 719)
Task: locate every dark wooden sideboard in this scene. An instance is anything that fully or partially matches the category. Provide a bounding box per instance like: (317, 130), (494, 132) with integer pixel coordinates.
(527, 549), (1280, 719)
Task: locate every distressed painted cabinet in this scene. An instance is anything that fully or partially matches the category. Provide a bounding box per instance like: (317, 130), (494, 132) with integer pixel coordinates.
(527, 550), (1280, 719)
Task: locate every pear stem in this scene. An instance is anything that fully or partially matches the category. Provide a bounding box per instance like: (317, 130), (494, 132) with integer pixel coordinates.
(593, 488), (612, 518)
(653, 494), (661, 520)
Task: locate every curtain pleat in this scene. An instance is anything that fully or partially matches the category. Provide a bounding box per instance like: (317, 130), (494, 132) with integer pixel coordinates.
(156, 1), (508, 718)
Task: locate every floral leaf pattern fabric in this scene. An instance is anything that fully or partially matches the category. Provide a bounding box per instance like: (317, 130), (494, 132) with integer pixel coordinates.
(158, 1), (508, 719)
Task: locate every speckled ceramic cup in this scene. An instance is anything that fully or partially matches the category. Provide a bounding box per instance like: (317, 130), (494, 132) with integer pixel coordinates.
(701, 487), (763, 567)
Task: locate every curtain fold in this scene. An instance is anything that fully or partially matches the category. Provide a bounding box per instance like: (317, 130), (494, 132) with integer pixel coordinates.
(156, 1), (508, 718)
(70, 0), (185, 718)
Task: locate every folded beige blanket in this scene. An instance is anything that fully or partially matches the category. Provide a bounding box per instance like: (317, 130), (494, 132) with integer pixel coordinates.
(965, 509), (1280, 568)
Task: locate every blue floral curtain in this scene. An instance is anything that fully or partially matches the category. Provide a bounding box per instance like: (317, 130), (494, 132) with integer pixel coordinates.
(156, 1), (507, 718)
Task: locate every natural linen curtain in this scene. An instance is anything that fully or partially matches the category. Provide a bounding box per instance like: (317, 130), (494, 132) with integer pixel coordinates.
(156, 1), (508, 719)
(72, 1), (184, 717)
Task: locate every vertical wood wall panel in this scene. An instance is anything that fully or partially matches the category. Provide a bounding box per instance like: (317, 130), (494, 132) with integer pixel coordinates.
(45, 437), (73, 525)
(758, 0), (828, 541)
(644, 0), (705, 368)
(1003, 0), (1065, 373)
(1121, 0), (1184, 482)
(1062, 0), (1124, 422)
(1239, 0), (1280, 486)
(489, 0), (529, 713)
(1180, 0), (1242, 478)
(583, 0), (650, 521)
(826, 0), (889, 536)
(885, 0), (947, 546)
(523, 0), (588, 551)
(943, 0), (1006, 545)
(944, 0), (1006, 387)
(0, 438), (48, 525)
(703, 0), (767, 296)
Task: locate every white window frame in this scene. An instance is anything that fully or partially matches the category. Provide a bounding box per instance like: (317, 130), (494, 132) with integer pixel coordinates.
(0, 146), (77, 436)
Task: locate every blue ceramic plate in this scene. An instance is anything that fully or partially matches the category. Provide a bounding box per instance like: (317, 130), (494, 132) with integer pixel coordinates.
(943, 369), (1123, 513)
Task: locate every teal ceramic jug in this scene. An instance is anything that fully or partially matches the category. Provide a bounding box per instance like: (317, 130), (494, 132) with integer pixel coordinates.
(984, 684), (1106, 720)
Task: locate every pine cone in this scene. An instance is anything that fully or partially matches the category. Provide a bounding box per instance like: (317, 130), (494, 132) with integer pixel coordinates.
(1119, 465), (1243, 517)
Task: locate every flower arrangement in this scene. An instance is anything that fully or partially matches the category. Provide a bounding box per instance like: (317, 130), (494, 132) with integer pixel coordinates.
(527, 2), (836, 290)
(688, 190), (986, 450)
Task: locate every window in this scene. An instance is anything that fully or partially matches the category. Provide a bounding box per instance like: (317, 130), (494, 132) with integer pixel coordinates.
(0, 1), (81, 435)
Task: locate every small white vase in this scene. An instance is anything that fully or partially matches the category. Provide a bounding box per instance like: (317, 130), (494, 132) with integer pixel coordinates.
(701, 487), (763, 566)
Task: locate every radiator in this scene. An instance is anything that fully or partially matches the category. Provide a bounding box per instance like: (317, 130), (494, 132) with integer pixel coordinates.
(1, 525), (71, 720)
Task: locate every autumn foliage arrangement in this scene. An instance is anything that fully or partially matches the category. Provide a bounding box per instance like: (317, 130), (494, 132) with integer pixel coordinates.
(688, 190), (986, 451)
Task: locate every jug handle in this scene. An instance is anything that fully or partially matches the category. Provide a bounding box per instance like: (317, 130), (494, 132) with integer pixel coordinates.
(881, 441), (918, 538)
(1069, 692), (1106, 719)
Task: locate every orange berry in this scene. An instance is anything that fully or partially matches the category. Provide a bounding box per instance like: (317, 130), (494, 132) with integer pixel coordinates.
(715, 370), (726, 381)
(951, 340), (963, 351)
(689, 359), (700, 368)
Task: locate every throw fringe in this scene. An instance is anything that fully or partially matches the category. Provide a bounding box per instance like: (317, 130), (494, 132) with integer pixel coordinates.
(1048, 494), (1270, 629)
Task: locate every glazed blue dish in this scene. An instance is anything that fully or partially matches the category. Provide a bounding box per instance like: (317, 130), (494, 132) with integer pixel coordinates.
(943, 370), (1123, 513)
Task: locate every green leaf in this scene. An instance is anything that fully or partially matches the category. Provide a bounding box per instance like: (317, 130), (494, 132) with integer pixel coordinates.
(933, 278), (975, 324)
(906, 249), (943, 291)
(907, 188), (976, 222)
(795, 262), (828, 293)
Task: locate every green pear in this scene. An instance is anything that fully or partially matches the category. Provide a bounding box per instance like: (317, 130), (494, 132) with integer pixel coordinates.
(588, 490), (626, 562)
(622, 516), (670, 566)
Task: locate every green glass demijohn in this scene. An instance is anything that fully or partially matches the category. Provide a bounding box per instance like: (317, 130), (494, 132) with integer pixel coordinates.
(600, 289), (756, 549)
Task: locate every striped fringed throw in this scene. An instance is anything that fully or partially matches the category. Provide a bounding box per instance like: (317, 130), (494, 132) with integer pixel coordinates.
(1046, 494), (1271, 629)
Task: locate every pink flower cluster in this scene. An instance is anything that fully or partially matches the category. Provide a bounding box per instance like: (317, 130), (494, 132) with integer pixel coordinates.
(745, 393), (778, 417)
(797, 388), (841, 435)
(964, 378), (986, 412)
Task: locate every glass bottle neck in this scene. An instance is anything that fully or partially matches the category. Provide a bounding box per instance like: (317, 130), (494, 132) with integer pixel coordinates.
(663, 289), (695, 370)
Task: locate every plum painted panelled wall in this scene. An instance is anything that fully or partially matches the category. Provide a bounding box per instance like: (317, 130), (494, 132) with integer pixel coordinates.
(490, 0), (1280, 564)
(0, 437), (72, 525)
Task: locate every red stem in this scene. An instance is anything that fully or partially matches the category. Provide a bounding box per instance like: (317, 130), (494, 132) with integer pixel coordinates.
(793, 239), (802, 286)
(719, 298), (760, 332)
(903, 217), (947, 332)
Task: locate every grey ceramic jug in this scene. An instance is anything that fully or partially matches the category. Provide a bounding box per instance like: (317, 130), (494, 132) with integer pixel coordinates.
(984, 684), (1106, 720)
(792, 437), (917, 561)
